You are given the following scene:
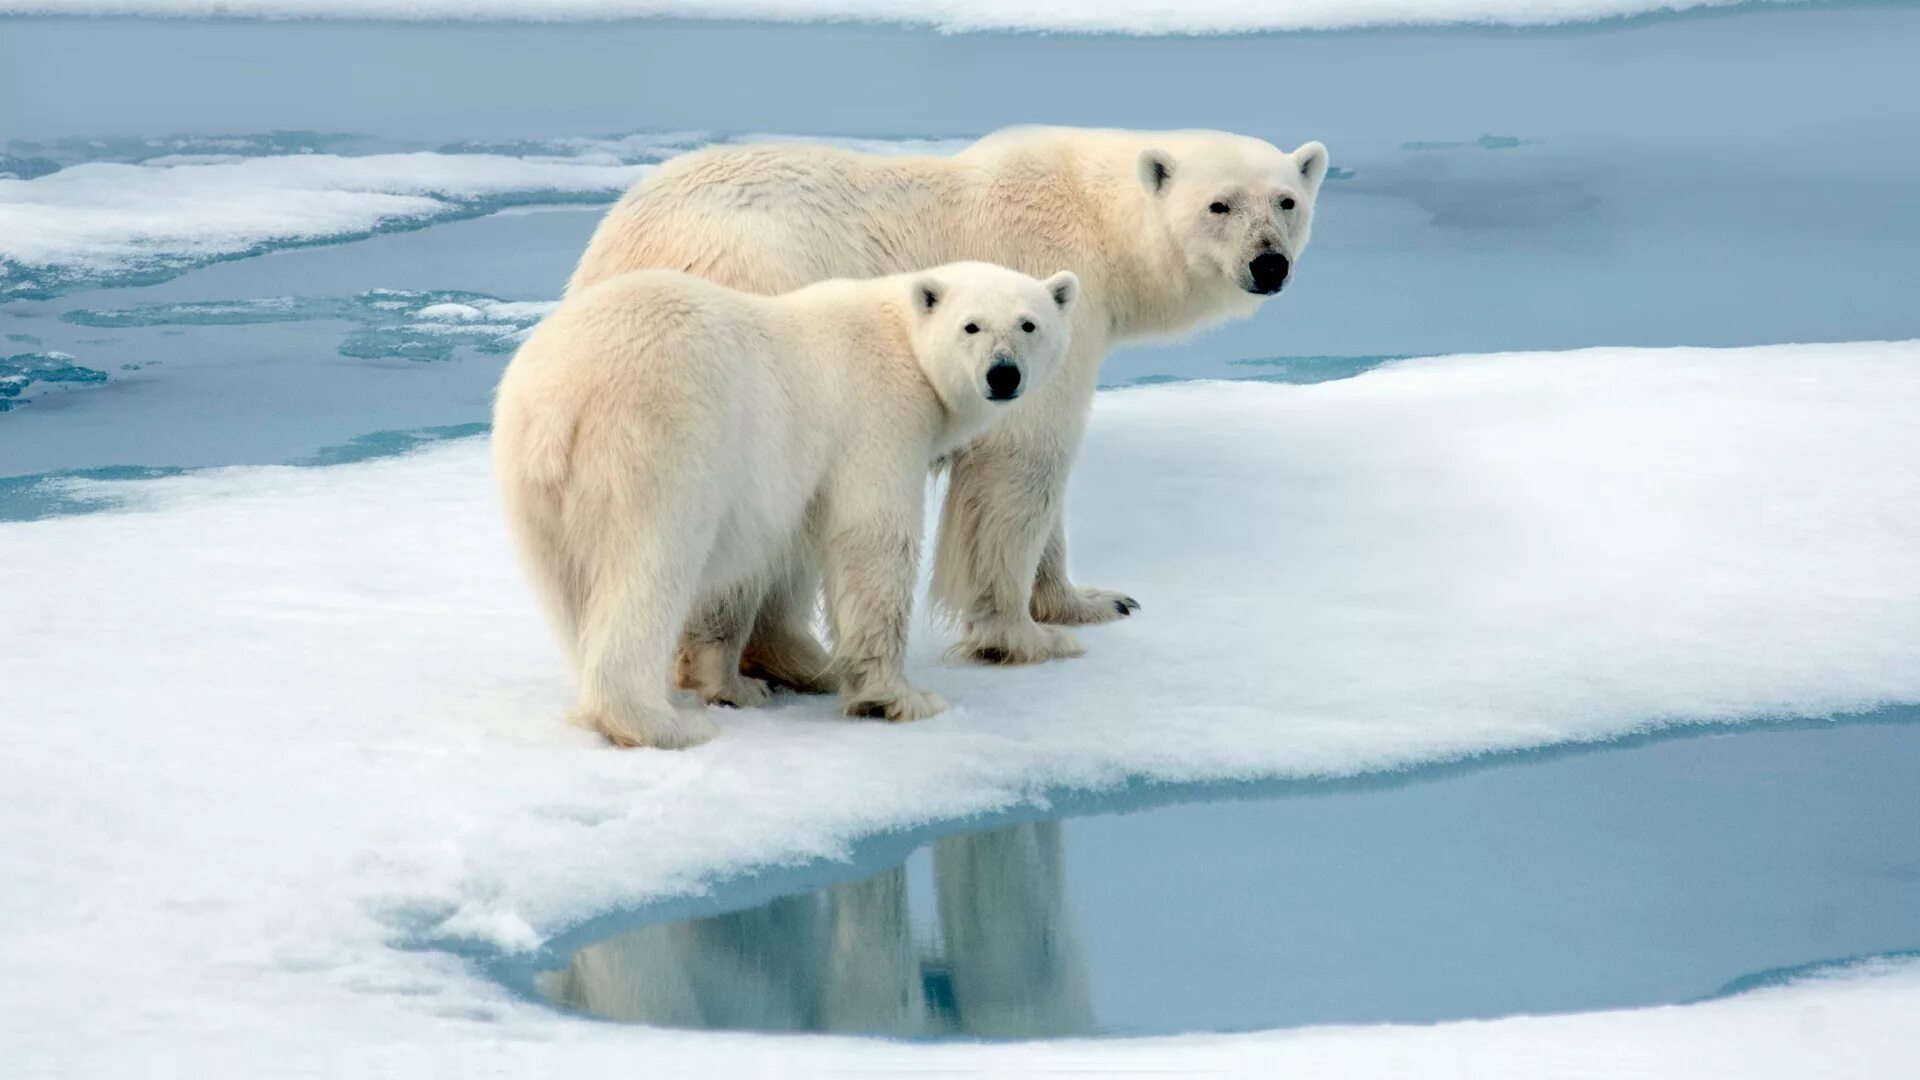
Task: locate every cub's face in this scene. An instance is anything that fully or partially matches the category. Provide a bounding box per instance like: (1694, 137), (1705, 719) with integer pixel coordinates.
(907, 262), (1078, 426)
(1138, 135), (1329, 307)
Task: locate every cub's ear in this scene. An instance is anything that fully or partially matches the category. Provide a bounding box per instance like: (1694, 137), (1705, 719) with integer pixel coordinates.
(1136, 148), (1174, 196)
(1293, 141), (1329, 190)
(1042, 270), (1079, 312)
(912, 276), (943, 316)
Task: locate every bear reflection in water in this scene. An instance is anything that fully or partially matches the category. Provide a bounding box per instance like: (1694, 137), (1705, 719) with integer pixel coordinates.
(542, 822), (1092, 1037)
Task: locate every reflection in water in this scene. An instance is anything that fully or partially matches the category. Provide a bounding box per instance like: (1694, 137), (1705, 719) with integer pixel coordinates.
(542, 822), (1092, 1037)
(537, 724), (1920, 1036)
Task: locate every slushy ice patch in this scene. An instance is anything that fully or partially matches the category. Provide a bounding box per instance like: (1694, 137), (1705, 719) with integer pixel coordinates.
(0, 352), (108, 412)
(64, 290), (558, 362)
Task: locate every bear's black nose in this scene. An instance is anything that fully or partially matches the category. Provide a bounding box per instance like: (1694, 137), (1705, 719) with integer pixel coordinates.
(1248, 252), (1290, 295)
(986, 359), (1023, 401)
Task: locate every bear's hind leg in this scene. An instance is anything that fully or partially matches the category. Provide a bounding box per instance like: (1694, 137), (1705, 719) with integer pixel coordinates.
(741, 555), (837, 694)
(677, 584), (774, 708)
(572, 511), (722, 749)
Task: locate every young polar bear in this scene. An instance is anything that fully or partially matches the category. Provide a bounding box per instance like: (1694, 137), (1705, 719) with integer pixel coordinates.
(569, 125), (1328, 681)
(492, 261), (1078, 748)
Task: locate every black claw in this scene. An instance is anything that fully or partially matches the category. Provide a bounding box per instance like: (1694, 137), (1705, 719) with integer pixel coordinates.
(976, 645), (1009, 664)
(847, 700), (887, 719)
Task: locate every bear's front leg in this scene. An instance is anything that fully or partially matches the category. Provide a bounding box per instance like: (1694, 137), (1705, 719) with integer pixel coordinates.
(822, 470), (948, 724)
(1029, 520), (1141, 626)
(931, 437), (1085, 666)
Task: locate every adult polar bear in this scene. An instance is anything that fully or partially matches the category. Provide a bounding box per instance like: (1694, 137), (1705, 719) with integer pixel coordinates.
(569, 126), (1329, 681)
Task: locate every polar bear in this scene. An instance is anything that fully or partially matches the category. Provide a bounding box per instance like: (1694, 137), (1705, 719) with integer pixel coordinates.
(492, 261), (1078, 748)
(569, 125), (1328, 676)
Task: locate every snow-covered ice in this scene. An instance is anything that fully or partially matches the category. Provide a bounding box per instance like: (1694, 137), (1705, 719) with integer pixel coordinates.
(0, 152), (655, 297)
(4, 339), (1918, 1071)
(0, 0), (1799, 34)
(0, 133), (983, 299)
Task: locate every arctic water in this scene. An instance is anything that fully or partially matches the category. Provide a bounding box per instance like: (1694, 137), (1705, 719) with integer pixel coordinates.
(2, 4), (1917, 487)
(524, 721), (1920, 1037)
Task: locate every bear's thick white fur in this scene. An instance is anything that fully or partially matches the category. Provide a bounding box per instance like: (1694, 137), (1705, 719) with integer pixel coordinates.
(493, 261), (1078, 748)
(569, 125), (1329, 669)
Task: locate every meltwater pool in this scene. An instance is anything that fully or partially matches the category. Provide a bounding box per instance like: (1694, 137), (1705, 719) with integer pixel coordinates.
(515, 719), (1920, 1038)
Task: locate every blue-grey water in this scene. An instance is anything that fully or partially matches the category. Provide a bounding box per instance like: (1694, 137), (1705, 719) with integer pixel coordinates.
(524, 721), (1920, 1038)
(3, 5), (1918, 489)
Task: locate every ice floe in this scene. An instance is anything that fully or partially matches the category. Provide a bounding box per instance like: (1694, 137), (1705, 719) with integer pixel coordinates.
(3, 339), (1916, 1070)
(0, 152), (653, 297)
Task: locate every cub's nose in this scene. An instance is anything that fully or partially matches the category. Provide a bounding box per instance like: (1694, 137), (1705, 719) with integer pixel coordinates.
(985, 358), (1023, 401)
(1247, 252), (1291, 295)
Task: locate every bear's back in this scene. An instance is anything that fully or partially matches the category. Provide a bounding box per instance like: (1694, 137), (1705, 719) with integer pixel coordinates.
(569, 143), (980, 298)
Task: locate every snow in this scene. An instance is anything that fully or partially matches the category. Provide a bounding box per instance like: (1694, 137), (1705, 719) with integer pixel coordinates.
(0, 152), (653, 296)
(4, 339), (1919, 1071)
(416, 297), (557, 323)
(0, 0), (1795, 34)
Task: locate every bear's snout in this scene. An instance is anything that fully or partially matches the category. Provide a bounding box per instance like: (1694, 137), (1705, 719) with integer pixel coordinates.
(985, 357), (1023, 401)
(1247, 252), (1290, 295)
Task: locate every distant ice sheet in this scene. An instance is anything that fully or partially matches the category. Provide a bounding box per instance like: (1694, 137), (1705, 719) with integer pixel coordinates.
(3, 340), (1918, 1068)
(0, 152), (653, 298)
(0, 132), (970, 298)
(0, 0), (1794, 34)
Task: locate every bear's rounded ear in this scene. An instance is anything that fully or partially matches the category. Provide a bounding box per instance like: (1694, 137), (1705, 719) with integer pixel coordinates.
(1043, 270), (1079, 312)
(1137, 148), (1174, 196)
(1294, 141), (1329, 190)
(913, 276), (943, 316)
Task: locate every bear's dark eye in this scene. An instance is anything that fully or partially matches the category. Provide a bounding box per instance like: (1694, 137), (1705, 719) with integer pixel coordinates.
(1208, 201), (1230, 214)
(1021, 320), (1036, 333)
(1280, 196), (1297, 211)
(964, 323), (979, 334)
